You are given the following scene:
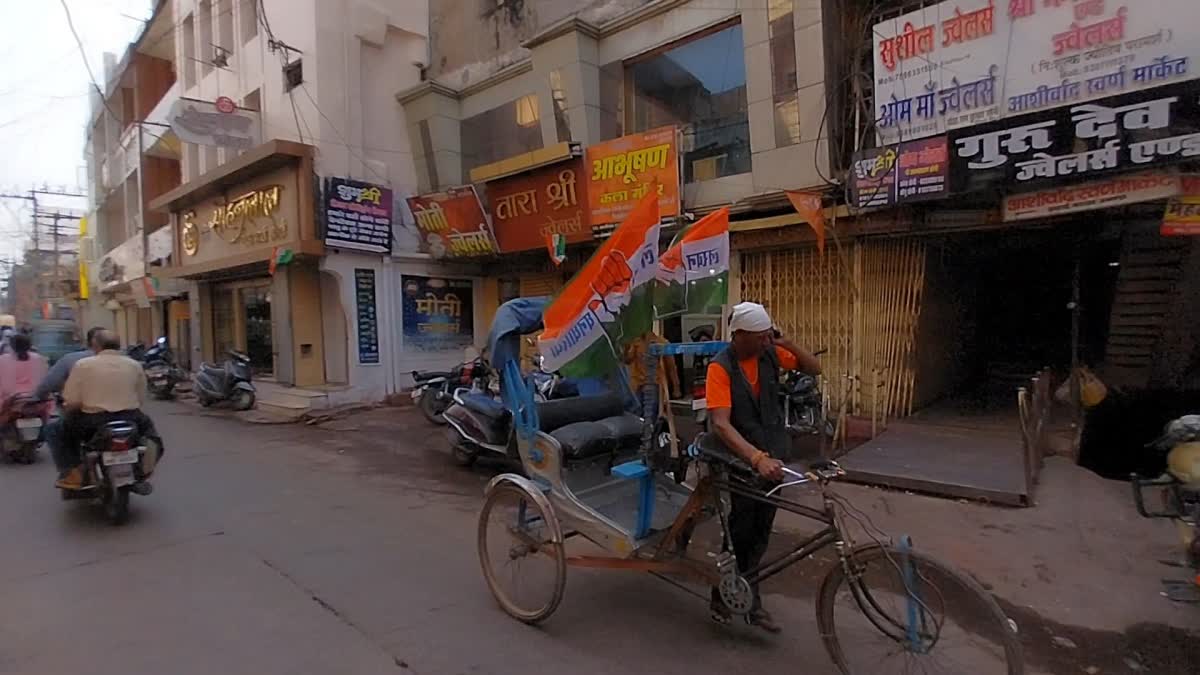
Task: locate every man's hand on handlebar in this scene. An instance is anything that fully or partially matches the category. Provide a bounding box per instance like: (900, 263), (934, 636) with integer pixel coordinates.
(752, 452), (786, 482)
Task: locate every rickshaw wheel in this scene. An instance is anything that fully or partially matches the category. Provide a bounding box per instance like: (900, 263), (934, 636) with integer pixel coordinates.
(478, 479), (565, 624)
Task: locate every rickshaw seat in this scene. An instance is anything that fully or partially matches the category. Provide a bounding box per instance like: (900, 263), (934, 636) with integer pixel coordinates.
(535, 394), (644, 461)
(535, 394), (624, 431)
(550, 421), (620, 460)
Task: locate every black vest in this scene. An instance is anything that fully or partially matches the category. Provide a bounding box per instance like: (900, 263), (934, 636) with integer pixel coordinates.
(710, 346), (788, 456)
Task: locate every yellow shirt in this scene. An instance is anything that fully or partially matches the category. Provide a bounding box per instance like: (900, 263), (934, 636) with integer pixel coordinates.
(63, 350), (146, 414)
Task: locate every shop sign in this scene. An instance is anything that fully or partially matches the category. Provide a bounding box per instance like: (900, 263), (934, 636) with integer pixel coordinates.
(949, 79), (1200, 193)
(176, 166), (300, 268)
(401, 275), (474, 352)
(324, 177), (393, 254)
(354, 268), (380, 364)
(873, 0), (1199, 143)
(168, 97), (260, 150)
(1161, 175), (1200, 236)
(1002, 171), (1179, 221)
(849, 136), (949, 210)
(584, 126), (680, 227)
(96, 235), (144, 289)
(486, 157), (591, 253)
(405, 186), (498, 258)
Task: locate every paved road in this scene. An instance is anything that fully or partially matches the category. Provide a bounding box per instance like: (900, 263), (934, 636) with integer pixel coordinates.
(0, 402), (847, 675)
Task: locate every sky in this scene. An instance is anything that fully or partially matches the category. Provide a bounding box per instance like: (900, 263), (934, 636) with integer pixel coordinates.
(0, 0), (151, 270)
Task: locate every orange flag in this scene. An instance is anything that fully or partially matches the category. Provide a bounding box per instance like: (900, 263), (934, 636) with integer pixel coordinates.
(785, 191), (826, 255)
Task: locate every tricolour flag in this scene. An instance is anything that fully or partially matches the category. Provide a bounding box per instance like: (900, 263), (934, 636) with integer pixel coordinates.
(655, 207), (730, 318)
(546, 232), (567, 265)
(538, 189), (661, 377)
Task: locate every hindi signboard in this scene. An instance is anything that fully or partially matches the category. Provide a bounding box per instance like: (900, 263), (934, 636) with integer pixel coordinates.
(949, 79), (1200, 193)
(354, 268), (380, 364)
(849, 136), (948, 210)
(486, 157), (591, 252)
(401, 275), (475, 352)
(324, 178), (394, 254)
(873, 0), (1200, 143)
(585, 126), (680, 227)
(404, 186), (498, 258)
(1162, 175), (1200, 236)
(168, 97), (261, 150)
(1003, 171), (1179, 221)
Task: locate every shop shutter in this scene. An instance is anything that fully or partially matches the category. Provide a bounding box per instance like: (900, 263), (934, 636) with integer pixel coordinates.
(739, 237), (926, 423)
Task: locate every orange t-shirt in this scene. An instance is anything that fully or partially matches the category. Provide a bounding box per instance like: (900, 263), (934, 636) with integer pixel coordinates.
(705, 346), (799, 409)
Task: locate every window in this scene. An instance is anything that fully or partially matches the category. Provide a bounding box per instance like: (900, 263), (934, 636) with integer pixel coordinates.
(239, 0), (258, 44)
(284, 59), (303, 91)
(181, 14), (196, 88)
(459, 95), (544, 176)
(768, 0), (800, 147)
(626, 21), (750, 183)
(217, 0), (235, 60)
(199, 1), (214, 76)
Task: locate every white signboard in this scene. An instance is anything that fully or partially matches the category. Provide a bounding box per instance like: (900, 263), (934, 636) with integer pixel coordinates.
(874, 0), (1200, 143)
(1003, 171), (1179, 221)
(168, 97), (261, 151)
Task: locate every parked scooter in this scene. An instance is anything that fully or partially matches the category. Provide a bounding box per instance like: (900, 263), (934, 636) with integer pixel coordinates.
(411, 356), (488, 425)
(0, 394), (46, 464)
(142, 337), (183, 400)
(193, 350), (256, 410)
(1132, 414), (1200, 602)
(60, 420), (158, 525)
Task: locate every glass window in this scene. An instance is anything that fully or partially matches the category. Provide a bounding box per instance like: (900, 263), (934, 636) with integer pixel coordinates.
(769, 1), (800, 147)
(627, 22), (750, 183)
(459, 95), (544, 176)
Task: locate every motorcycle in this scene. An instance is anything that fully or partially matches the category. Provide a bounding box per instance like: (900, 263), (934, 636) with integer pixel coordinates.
(781, 368), (834, 437)
(1132, 414), (1200, 602)
(60, 420), (157, 525)
(0, 394), (46, 464)
(142, 337), (183, 400)
(193, 350), (256, 410)
(411, 357), (488, 425)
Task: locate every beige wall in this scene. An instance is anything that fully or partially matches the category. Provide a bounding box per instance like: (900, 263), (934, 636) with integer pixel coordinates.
(404, 0), (829, 203)
(287, 262), (326, 387)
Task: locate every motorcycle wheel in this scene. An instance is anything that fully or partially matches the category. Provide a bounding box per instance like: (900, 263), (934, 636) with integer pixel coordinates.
(18, 442), (37, 464)
(419, 388), (448, 425)
(234, 390), (255, 411)
(105, 487), (130, 526)
(445, 428), (478, 466)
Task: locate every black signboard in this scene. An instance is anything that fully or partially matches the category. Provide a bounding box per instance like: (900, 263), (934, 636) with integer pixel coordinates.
(948, 79), (1200, 194)
(324, 177), (394, 254)
(849, 136), (949, 210)
(354, 268), (380, 365)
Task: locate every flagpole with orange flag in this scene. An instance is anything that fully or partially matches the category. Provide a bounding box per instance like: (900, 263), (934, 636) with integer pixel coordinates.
(785, 190), (858, 300)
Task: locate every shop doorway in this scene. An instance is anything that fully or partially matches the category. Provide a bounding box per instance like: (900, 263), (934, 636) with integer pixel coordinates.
(242, 284), (273, 375)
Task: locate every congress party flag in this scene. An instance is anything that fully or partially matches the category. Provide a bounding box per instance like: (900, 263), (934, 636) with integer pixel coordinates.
(538, 189), (662, 377)
(655, 207), (730, 318)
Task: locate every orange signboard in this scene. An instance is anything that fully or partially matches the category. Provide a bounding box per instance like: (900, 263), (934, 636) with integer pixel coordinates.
(1162, 175), (1200, 236)
(405, 186), (498, 258)
(585, 126), (679, 226)
(486, 157), (591, 253)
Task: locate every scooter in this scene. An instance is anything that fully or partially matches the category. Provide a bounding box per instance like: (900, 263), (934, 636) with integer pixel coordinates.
(60, 420), (158, 525)
(1132, 414), (1200, 603)
(0, 394), (45, 464)
(143, 337), (183, 400)
(192, 350), (255, 410)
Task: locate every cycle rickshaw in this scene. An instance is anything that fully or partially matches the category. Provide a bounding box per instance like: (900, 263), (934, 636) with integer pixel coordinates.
(478, 342), (1023, 674)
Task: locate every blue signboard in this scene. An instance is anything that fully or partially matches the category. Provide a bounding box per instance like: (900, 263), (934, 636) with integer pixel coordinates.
(354, 268), (380, 364)
(401, 275), (474, 352)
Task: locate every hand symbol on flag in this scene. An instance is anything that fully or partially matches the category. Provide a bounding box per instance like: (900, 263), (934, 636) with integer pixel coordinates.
(587, 251), (633, 321)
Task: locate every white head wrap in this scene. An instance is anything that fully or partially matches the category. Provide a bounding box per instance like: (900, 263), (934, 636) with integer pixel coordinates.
(728, 302), (773, 333)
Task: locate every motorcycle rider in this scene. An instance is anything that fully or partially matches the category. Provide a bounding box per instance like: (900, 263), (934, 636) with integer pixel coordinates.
(0, 333), (50, 423)
(705, 302), (821, 633)
(55, 331), (155, 490)
(35, 326), (105, 478)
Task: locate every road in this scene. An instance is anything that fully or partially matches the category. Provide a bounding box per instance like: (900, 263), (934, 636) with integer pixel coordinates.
(1, 401), (1194, 674)
(0, 401), (846, 675)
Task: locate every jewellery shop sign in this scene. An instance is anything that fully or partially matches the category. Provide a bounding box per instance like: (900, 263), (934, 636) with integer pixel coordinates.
(948, 79), (1200, 194)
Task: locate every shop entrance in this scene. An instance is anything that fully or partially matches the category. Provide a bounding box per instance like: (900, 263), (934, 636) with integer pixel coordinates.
(211, 279), (275, 376)
(839, 224), (1122, 504)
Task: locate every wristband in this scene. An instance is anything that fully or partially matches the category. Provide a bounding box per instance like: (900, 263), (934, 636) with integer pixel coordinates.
(750, 451), (767, 469)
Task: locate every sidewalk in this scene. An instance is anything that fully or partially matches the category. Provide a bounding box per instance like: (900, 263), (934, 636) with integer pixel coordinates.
(309, 406), (1199, 672)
